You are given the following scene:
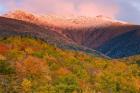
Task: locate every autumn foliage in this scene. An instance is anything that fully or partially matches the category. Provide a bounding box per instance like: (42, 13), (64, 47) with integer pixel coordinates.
(0, 37), (139, 93)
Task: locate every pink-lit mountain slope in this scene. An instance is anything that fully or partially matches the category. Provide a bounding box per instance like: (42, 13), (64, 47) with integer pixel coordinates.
(3, 10), (140, 58)
(0, 12), (105, 58)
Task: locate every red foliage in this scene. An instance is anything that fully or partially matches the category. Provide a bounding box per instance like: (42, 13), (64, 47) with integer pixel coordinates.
(0, 44), (9, 54)
(57, 67), (70, 76)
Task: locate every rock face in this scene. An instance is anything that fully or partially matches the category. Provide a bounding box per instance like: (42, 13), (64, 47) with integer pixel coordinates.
(2, 10), (140, 58)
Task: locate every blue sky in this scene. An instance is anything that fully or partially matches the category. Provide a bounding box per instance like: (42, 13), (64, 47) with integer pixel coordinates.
(0, 5), (6, 13)
(0, 0), (140, 24)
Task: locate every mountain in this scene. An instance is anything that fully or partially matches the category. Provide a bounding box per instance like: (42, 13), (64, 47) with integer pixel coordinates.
(98, 29), (140, 58)
(2, 10), (140, 58)
(0, 12), (106, 58)
(0, 10), (140, 93)
(4, 10), (126, 28)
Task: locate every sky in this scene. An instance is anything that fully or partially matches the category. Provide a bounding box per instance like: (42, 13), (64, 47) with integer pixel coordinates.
(0, 0), (140, 24)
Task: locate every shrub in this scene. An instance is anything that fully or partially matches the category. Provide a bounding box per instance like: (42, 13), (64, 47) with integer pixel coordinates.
(53, 74), (79, 93)
(0, 60), (15, 75)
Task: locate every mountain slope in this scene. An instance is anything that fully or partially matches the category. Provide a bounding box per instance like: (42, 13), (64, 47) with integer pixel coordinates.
(3, 10), (140, 58)
(0, 36), (139, 93)
(98, 30), (140, 58)
(0, 16), (107, 58)
(5, 10), (126, 28)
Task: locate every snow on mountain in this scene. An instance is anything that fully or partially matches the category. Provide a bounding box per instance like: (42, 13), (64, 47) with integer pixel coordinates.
(4, 10), (128, 29)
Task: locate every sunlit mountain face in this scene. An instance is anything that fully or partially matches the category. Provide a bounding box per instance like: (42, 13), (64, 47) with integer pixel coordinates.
(0, 10), (140, 58)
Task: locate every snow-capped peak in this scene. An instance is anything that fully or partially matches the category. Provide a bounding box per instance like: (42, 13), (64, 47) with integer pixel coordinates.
(3, 10), (128, 28)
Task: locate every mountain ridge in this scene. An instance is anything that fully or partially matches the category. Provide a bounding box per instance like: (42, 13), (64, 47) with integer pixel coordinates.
(2, 10), (140, 58)
(0, 16), (108, 58)
(4, 10), (128, 28)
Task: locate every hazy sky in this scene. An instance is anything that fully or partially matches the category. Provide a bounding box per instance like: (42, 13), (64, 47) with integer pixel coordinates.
(0, 0), (140, 24)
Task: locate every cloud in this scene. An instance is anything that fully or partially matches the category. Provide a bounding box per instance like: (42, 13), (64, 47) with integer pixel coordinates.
(77, 2), (118, 18)
(1, 0), (140, 24)
(0, 0), (119, 18)
(115, 0), (140, 24)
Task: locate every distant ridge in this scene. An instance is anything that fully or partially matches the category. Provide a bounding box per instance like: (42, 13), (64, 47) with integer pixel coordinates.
(4, 10), (128, 28)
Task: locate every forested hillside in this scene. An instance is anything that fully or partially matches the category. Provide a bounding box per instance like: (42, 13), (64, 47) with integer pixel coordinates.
(0, 37), (139, 93)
